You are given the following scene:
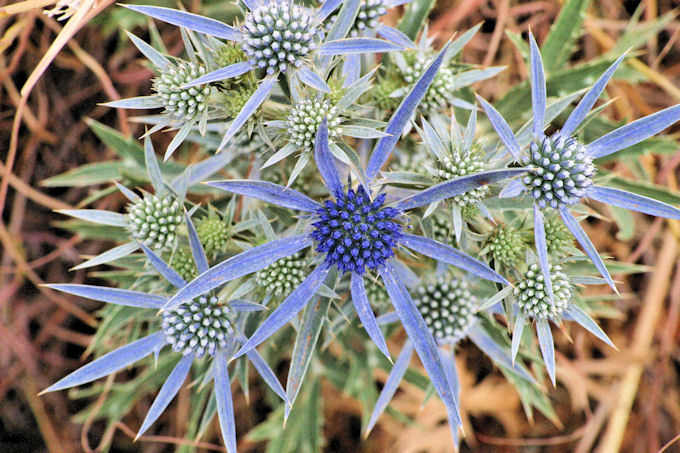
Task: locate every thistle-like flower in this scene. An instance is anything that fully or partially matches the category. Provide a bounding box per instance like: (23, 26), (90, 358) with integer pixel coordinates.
(514, 264), (571, 320)
(286, 98), (342, 150)
(196, 217), (231, 258)
(256, 252), (309, 298)
(103, 33), (218, 160)
(153, 61), (212, 121)
(43, 215), (287, 453)
(57, 138), (183, 268)
(506, 260), (615, 386)
(171, 248), (198, 282)
(163, 46), (526, 432)
(127, 194), (182, 249)
(125, 1), (403, 150)
(478, 33), (680, 305)
(484, 223), (527, 267)
(366, 273), (534, 447)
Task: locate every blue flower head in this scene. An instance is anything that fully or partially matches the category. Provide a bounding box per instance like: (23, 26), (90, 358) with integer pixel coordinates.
(311, 186), (403, 274)
(165, 43), (525, 433)
(43, 214), (287, 453)
(124, 0), (404, 150)
(478, 33), (680, 301)
(365, 273), (535, 448)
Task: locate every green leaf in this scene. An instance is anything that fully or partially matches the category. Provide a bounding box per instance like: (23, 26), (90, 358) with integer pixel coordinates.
(41, 162), (123, 187)
(602, 174), (680, 205)
(541, 0), (592, 73)
(397, 0), (435, 40)
(86, 119), (145, 165)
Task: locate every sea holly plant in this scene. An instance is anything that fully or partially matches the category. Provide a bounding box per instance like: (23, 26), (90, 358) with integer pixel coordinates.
(124, 0), (404, 150)
(41, 0), (680, 450)
(366, 272), (534, 447)
(43, 214), (287, 452)
(477, 33), (680, 301)
(161, 47), (526, 429)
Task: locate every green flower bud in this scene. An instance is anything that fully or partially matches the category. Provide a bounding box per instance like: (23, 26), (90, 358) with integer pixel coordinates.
(514, 263), (572, 320)
(256, 252), (308, 298)
(127, 194), (182, 249)
(153, 61), (212, 120)
(486, 224), (526, 266)
(414, 276), (477, 343)
(196, 217), (230, 257)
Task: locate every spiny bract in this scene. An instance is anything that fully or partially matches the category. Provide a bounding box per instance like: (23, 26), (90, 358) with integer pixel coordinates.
(522, 135), (595, 209)
(514, 263), (572, 320)
(161, 294), (233, 358)
(127, 194), (182, 249)
(311, 186), (403, 275)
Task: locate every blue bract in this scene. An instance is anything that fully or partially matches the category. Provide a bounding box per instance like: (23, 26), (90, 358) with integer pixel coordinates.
(311, 187), (403, 275)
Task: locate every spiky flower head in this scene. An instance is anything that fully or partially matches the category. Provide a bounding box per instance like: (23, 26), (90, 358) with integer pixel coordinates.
(287, 99), (342, 150)
(311, 186), (403, 275)
(399, 53), (455, 111)
(127, 194), (182, 249)
(161, 294), (233, 358)
(436, 145), (489, 209)
(415, 276), (477, 343)
(171, 248), (198, 282)
(153, 61), (212, 120)
(373, 73), (403, 112)
(224, 84), (258, 119)
(543, 214), (574, 256)
(214, 43), (254, 90)
(197, 217), (230, 257)
(486, 224), (526, 266)
(522, 134), (595, 209)
(241, 0), (318, 74)
(256, 252), (308, 298)
(514, 263), (572, 320)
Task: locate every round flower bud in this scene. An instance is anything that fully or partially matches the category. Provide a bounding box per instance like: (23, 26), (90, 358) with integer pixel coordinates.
(161, 294), (233, 358)
(127, 194), (182, 249)
(399, 53), (455, 111)
(153, 61), (212, 120)
(224, 84), (258, 119)
(242, 0), (319, 74)
(214, 43), (252, 89)
(287, 99), (342, 150)
(436, 146), (489, 209)
(256, 252), (307, 298)
(543, 215), (574, 257)
(328, 0), (388, 37)
(486, 224), (526, 266)
(196, 218), (230, 257)
(171, 248), (197, 282)
(513, 263), (572, 320)
(373, 74), (403, 112)
(522, 134), (595, 209)
(414, 276), (477, 343)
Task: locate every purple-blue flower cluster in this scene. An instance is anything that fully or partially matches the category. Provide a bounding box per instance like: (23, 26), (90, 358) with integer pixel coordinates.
(311, 187), (403, 274)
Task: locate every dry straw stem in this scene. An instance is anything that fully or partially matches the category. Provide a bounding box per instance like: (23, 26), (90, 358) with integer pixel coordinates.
(596, 231), (678, 453)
